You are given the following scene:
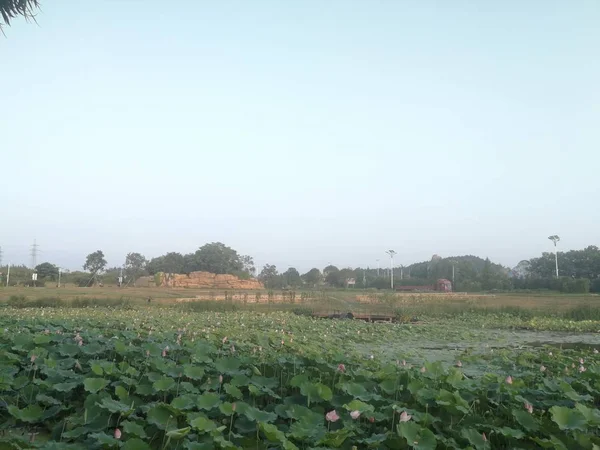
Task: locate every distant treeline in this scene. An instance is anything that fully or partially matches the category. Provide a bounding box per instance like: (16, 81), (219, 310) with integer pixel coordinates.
(1, 244), (599, 294)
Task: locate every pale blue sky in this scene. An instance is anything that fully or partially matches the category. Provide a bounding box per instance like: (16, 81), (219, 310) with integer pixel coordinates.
(1, 1), (599, 272)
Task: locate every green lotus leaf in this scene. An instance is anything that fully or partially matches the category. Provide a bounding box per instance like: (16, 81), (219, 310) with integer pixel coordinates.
(190, 416), (217, 433)
(122, 438), (152, 450)
(549, 406), (588, 431)
(121, 420), (147, 438)
(397, 422), (437, 450)
(196, 392), (221, 410)
(153, 376), (176, 391)
(8, 404), (44, 423)
(83, 378), (109, 394)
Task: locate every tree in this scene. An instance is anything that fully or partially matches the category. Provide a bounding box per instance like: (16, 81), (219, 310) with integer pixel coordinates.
(190, 242), (244, 274)
(241, 255), (256, 276)
(0, 0), (39, 28)
(35, 262), (58, 281)
(283, 267), (302, 288)
(258, 264), (280, 289)
(323, 265), (339, 275)
(325, 270), (342, 287)
(83, 250), (107, 281)
(146, 252), (185, 275)
(481, 258), (493, 290)
(124, 252), (148, 286)
(302, 268), (322, 287)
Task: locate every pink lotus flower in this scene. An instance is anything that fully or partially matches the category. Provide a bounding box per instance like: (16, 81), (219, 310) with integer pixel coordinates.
(219, 374), (223, 384)
(482, 432), (487, 442)
(579, 365), (586, 373)
(232, 403), (237, 412)
(540, 365), (546, 372)
(594, 349), (598, 354)
(399, 411), (412, 422)
(162, 349), (167, 357)
(505, 375), (513, 385)
(579, 358), (585, 364)
(74, 360), (82, 371)
(146, 350), (150, 357)
(548, 351), (553, 356)
(281, 340), (284, 345)
(402, 360), (407, 366)
(30, 355), (37, 363)
(456, 361), (462, 368)
(337, 364), (346, 373)
(78, 340), (83, 346)
(369, 416), (375, 423)
(325, 410), (340, 422)
(350, 410), (360, 420)
(420, 367), (426, 373)
(222, 336), (228, 344)
(114, 428), (121, 439)
(524, 402), (533, 414)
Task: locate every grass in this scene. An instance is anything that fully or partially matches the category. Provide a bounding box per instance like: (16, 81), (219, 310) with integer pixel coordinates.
(1, 286), (600, 325)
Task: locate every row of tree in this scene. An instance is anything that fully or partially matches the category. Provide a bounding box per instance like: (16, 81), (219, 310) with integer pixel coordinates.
(254, 248), (600, 293)
(255, 257), (513, 292)
(0, 242), (255, 287)
(2, 243), (599, 292)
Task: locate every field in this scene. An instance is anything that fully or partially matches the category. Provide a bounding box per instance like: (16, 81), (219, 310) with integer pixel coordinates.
(0, 287), (599, 449)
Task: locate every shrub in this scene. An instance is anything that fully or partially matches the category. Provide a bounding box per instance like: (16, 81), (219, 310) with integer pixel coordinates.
(7, 295), (26, 307)
(292, 307), (313, 316)
(564, 305), (600, 321)
(184, 301), (239, 313)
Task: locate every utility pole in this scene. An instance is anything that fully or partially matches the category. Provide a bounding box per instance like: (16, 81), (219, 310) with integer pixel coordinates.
(452, 264), (455, 286)
(386, 250), (397, 290)
(376, 259), (380, 277)
(30, 239), (39, 269)
(548, 235), (560, 277)
(58, 268), (62, 288)
(6, 264), (10, 287)
(400, 265), (404, 280)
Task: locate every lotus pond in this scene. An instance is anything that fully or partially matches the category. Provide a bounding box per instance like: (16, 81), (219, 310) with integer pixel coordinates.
(0, 307), (599, 449)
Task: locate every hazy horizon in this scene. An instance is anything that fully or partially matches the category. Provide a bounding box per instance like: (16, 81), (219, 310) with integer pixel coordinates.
(2, 1), (599, 273)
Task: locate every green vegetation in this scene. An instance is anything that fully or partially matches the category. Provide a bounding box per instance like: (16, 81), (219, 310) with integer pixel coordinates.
(146, 243), (255, 277)
(0, 0), (39, 28)
(0, 305), (599, 449)
(3, 243), (599, 295)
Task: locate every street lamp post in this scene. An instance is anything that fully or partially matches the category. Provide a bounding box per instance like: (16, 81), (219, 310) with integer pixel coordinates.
(548, 235), (560, 277)
(385, 250), (397, 290)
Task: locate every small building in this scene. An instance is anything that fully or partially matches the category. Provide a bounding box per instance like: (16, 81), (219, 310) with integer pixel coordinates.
(346, 278), (356, 287)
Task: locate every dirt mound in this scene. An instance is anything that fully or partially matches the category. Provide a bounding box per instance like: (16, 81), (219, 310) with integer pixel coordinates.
(156, 271), (263, 290)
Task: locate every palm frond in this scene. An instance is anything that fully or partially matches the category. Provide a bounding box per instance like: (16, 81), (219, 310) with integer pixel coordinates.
(0, 0), (40, 28)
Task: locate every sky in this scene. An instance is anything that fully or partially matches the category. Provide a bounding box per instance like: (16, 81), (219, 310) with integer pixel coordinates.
(1, 1), (599, 273)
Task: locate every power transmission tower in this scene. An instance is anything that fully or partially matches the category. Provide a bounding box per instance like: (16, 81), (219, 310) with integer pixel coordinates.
(30, 239), (39, 269)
